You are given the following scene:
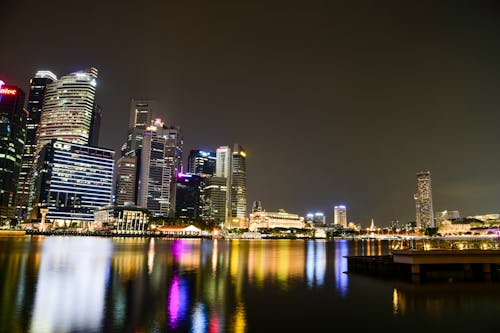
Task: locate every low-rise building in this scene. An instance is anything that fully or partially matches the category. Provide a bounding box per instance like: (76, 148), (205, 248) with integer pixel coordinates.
(249, 209), (305, 231)
(94, 205), (150, 232)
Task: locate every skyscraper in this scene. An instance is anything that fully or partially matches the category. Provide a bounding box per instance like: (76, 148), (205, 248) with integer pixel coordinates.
(175, 173), (204, 220)
(126, 99), (158, 155)
(17, 71), (57, 219)
(231, 144), (247, 220)
(37, 67), (98, 148)
(202, 176), (228, 225)
(414, 171), (434, 229)
(187, 149), (216, 176)
(216, 146), (232, 225)
(0, 82), (26, 220)
(333, 205), (347, 227)
(137, 119), (183, 217)
(115, 155), (138, 206)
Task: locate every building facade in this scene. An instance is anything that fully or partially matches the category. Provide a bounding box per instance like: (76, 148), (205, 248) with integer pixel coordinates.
(175, 173), (204, 220)
(17, 71), (57, 220)
(249, 209), (305, 231)
(137, 120), (183, 217)
(187, 149), (216, 176)
(414, 171), (434, 229)
(37, 67), (98, 148)
(94, 205), (150, 232)
(202, 176), (227, 225)
(231, 144), (247, 221)
(0, 83), (26, 220)
(115, 155), (138, 206)
(333, 205), (347, 227)
(30, 141), (114, 226)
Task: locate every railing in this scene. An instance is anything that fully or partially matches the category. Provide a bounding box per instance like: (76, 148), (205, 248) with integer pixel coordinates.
(391, 237), (500, 251)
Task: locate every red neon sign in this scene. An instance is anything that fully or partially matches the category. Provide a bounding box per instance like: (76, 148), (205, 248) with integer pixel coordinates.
(0, 88), (17, 95)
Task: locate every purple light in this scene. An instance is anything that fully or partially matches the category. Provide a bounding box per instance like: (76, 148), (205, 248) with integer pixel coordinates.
(168, 274), (189, 329)
(178, 172), (192, 178)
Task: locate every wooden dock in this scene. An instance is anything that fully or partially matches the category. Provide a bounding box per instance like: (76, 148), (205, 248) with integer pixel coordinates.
(346, 249), (500, 282)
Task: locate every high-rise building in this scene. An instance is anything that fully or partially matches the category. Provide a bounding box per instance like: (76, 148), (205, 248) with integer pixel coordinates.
(126, 99), (158, 155)
(137, 120), (183, 217)
(333, 205), (347, 227)
(187, 149), (216, 176)
(231, 144), (247, 220)
(175, 173), (204, 220)
(414, 171), (434, 229)
(202, 176), (228, 225)
(30, 141), (114, 226)
(17, 71), (57, 219)
(306, 212), (326, 226)
(0, 82), (26, 220)
(216, 146), (232, 224)
(89, 103), (102, 146)
(37, 67), (98, 148)
(115, 155), (138, 206)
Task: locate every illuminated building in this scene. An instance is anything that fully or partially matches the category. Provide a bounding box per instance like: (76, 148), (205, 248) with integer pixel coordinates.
(214, 144), (248, 228)
(333, 205), (347, 227)
(414, 171), (434, 229)
(435, 210), (460, 227)
(187, 149), (216, 176)
(30, 140), (114, 226)
(17, 71), (57, 220)
(248, 208), (305, 231)
(37, 67), (98, 147)
(125, 99), (159, 155)
(216, 146), (232, 224)
(94, 204), (150, 232)
(0, 82), (26, 220)
(115, 155), (138, 205)
(306, 212), (326, 226)
(231, 144), (247, 223)
(175, 173), (204, 220)
(137, 119), (183, 217)
(202, 176), (227, 225)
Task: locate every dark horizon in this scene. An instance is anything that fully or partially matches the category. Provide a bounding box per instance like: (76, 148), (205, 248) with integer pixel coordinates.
(2, 0), (500, 227)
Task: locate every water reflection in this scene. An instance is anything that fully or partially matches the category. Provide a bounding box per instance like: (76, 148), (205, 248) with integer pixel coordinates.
(1, 237), (499, 332)
(334, 239), (349, 297)
(30, 237), (112, 332)
(306, 240), (326, 287)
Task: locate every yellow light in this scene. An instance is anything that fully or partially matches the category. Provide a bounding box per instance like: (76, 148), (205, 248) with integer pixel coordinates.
(240, 151), (246, 157)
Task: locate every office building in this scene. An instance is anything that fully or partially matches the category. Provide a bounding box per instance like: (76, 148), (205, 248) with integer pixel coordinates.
(125, 99), (158, 155)
(30, 141), (114, 227)
(115, 155), (138, 206)
(306, 212), (326, 226)
(37, 67), (98, 148)
(414, 171), (434, 229)
(202, 176), (228, 225)
(175, 173), (204, 220)
(137, 119), (182, 217)
(333, 205), (347, 227)
(17, 71), (57, 219)
(94, 204), (150, 232)
(0, 82), (26, 220)
(187, 149), (216, 176)
(231, 144), (247, 220)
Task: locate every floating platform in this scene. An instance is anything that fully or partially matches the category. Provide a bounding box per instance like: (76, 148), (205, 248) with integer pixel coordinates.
(346, 249), (500, 283)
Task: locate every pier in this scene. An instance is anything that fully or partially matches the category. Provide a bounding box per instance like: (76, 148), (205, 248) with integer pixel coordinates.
(346, 238), (500, 282)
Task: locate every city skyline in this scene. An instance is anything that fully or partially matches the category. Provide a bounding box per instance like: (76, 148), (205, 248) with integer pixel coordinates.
(2, 1), (500, 226)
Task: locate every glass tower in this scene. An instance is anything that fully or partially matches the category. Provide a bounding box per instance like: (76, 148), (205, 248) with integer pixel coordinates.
(37, 67), (98, 148)
(0, 83), (26, 220)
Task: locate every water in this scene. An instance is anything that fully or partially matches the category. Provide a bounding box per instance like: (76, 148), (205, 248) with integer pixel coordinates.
(1, 236), (499, 332)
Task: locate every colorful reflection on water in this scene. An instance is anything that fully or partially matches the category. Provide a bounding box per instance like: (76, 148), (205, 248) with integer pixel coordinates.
(1, 236), (500, 332)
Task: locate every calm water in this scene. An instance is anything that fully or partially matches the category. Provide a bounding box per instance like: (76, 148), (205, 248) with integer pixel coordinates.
(1, 236), (499, 333)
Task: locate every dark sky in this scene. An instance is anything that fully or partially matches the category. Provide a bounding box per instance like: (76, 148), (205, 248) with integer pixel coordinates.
(2, 0), (500, 227)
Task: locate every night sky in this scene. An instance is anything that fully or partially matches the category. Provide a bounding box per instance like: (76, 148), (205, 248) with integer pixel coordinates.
(2, 0), (500, 227)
